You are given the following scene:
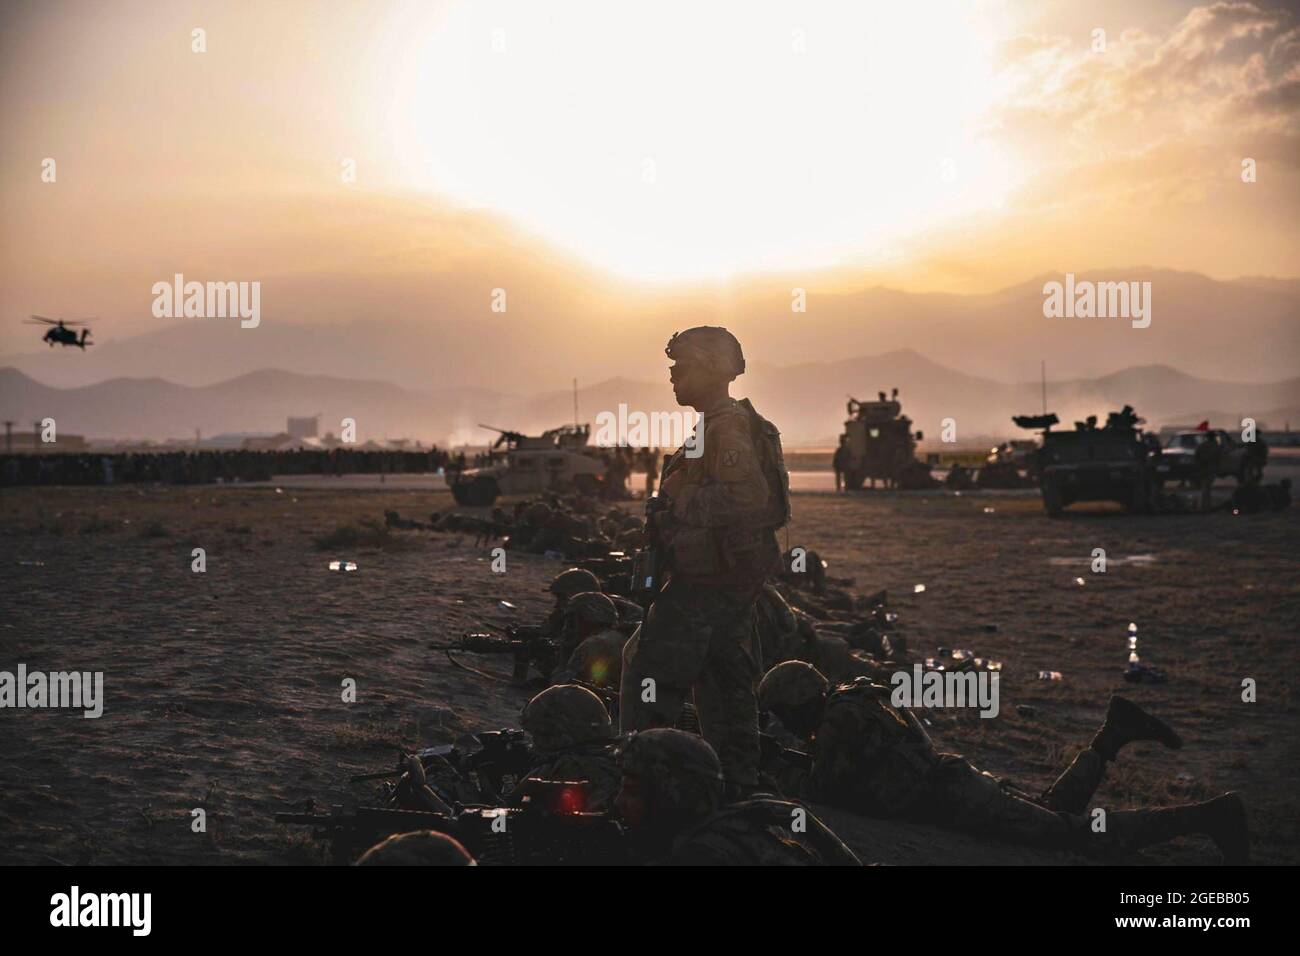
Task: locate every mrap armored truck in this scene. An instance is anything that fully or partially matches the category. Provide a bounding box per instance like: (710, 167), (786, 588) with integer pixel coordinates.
(838, 390), (937, 490)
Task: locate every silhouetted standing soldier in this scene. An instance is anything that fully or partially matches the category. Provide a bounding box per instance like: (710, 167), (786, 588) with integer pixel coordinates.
(620, 326), (790, 796)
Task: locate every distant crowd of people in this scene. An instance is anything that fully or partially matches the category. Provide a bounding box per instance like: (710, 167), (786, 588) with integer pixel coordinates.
(0, 448), (454, 486)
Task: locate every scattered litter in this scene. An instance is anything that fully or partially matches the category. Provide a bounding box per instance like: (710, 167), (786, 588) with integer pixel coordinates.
(1038, 671), (1063, 681)
(276, 488), (283, 494)
(1124, 662), (1168, 684)
(913, 584), (926, 594)
(1075, 577), (1086, 586)
(497, 601), (517, 612)
(328, 561), (358, 571)
(16, 560), (45, 567)
(982, 507), (995, 514)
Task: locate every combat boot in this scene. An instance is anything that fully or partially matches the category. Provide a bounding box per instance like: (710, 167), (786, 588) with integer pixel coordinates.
(1090, 696), (1182, 761)
(1104, 791), (1249, 864)
(1042, 697), (1182, 813)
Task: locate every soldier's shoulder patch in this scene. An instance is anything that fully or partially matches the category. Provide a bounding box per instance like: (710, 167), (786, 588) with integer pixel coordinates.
(721, 448), (740, 467)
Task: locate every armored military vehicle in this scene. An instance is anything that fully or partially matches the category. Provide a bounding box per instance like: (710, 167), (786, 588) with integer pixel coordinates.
(1014, 407), (1156, 516)
(447, 424), (607, 506)
(838, 389), (936, 490)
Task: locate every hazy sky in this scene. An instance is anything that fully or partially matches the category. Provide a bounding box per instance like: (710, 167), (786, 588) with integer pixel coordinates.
(1, 0), (1297, 345)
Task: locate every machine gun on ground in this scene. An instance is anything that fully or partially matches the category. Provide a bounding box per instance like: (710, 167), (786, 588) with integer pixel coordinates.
(350, 729), (537, 804)
(276, 779), (627, 865)
(430, 625), (559, 683)
(578, 550), (636, 596)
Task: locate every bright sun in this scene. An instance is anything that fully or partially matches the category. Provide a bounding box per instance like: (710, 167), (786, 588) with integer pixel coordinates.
(378, 0), (1015, 280)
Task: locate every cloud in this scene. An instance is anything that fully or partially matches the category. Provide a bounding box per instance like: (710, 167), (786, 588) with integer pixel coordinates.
(994, 3), (1299, 153)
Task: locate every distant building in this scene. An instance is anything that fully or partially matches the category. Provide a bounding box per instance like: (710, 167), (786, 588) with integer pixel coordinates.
(287, 415), (319, 439)
(3, 431), (88, 453)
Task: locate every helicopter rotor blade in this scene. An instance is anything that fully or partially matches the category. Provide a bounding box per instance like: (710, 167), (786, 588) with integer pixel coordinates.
(27, 315), (58, 325)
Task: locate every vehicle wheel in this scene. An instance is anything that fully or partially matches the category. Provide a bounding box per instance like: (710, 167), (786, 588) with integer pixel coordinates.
(450, 480), (472, 506)
(1042, 478), (1065, 517)
(465, 476), (500, 506)
(1127, 479), (1150, 514)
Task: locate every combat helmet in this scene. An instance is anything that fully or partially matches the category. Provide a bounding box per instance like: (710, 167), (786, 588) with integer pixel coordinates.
(561, 591), (620, 627)
(618, 728), (725, 819)
(665, 326), (745, 380)
(355, 830), (476, 866)
(522, 684), (614, 752)
(757, 660), (830, 714)
(548, 567), (600, 599)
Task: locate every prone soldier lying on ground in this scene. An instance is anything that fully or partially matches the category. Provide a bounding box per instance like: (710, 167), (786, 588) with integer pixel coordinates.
(756, 661), (1250, 863)
(614, 728), (861, 866)
(552, 591), (629, 689)
(517, 684), (623, 814)
(280, 776), (626, 865)
(755, 583), (906, 683)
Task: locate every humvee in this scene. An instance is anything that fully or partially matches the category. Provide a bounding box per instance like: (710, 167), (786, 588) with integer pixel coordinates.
(447, 424), (607, 506)
(1015, 407), (1155, 516)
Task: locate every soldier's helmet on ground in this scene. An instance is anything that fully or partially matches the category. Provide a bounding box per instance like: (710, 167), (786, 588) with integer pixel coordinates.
(562, 591), (620, 627)
(355, 830), (476, 866)
(522, 684), (614, 752)
(665, 326), (745, 381)
(758, 660), (830, 715)
(618, 728), (725, 820)
(548, 567), (600, 598)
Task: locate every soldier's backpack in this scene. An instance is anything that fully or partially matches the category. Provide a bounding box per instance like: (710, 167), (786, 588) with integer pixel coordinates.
(739, 398), (792, 530)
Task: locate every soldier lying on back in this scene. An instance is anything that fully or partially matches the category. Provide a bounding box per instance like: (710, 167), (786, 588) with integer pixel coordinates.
(757, 661), (1250, 863)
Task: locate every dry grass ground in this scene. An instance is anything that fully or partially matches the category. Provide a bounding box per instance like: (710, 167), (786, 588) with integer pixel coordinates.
(0, 482), (1295, 865)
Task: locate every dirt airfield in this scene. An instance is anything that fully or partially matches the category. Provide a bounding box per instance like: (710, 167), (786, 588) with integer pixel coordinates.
(1, 481), (1296, 865)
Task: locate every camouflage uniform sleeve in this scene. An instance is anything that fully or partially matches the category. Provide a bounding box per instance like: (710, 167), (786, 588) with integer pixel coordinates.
(674, 411), (771, 527)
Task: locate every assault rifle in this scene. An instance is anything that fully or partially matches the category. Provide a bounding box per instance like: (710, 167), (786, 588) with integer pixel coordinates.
(276, 779), (627, 865)
(630, 490), (671, 613)
(349, 729), (536, 803)
(577, 551), (635, 596)
(430, 625), (559, 683)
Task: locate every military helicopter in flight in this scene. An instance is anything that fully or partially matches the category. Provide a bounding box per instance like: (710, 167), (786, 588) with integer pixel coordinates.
(23, 315), (94, 349)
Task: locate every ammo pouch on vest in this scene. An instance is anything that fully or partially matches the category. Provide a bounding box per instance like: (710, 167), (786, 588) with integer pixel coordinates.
(670, 526), (718, 576)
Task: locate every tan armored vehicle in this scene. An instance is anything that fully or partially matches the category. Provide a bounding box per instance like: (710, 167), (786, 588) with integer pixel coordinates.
(447, 424), (607, 506)
(839, 389), (936, 490)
